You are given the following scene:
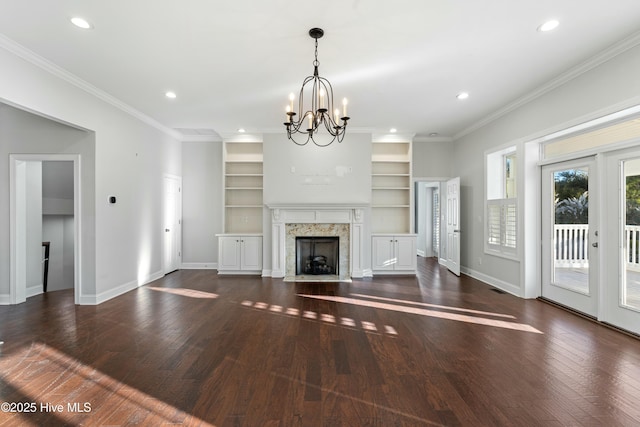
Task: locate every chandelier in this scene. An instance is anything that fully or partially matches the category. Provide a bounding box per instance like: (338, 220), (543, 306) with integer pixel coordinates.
(284, 28), (350, 147)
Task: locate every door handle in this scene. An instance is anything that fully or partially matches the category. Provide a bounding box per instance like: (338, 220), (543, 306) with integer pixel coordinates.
(454, 229), (460, 233)
(592, 242), (598, 247)
(165, 228), (170, 232)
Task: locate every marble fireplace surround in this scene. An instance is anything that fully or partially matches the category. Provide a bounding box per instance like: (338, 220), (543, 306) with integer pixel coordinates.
(268, 204), (366, 280)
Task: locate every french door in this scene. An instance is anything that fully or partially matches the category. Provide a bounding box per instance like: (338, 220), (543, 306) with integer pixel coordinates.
(541, 151), (640, 335)
(541, 158), (598, 317)
(602, 148), (640, 335)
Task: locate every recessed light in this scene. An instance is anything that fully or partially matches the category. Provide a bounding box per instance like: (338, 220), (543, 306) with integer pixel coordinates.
(70, 17), (92, 29)
(429, 132), (439, 137)
(457, 92), (469, 100)
(538, 20), (559, 32)
(390, 128), (397, 133)
(238, 128), (246, 133)
(165, 91), (177, 99)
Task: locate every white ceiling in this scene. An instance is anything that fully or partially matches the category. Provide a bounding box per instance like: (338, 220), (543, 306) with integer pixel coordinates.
(2, 1), (640, 141)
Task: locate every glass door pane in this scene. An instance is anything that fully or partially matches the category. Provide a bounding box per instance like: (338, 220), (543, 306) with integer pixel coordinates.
(541, 158), (597, 317)
(553, 167), (590, 294)
(623, 159), (640, 311)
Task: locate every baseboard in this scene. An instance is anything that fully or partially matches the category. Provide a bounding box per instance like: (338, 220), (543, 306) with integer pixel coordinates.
(461, 266), (521, 297)
(80, 269), (164, 305)
(145, 270), (165, 284)
(92, 279), (138, 305)
(417, 249), (426, 257)
(26, 285), (43, 298)
(361, 269), (374, 278)
(0, 294), (11, 305)
(262, 269), (272, 277)
(181, 262), (217, 270)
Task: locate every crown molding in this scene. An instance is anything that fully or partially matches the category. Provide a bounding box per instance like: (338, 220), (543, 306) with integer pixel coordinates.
(454, 29), (640, 141)
(413, 135), (453, 143)
(0, 34), (181, 140)
(220, 132), (263, 143)
(179, 134), (223, 143)
(372, 132), (415, 142)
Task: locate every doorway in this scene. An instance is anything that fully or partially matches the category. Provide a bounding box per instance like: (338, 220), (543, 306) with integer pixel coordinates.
(541, 150), (640, 335)
(415, 181), (442, 260)
(10, 155), (81, 305)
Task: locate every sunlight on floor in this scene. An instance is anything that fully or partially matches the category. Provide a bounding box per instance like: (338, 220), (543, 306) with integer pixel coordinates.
(240, 300), (399, 336)
(0, 342), (215, 426)
(298, 294), (543, 334)
(147, 287), (219, 299)
(350, 293), (517, 319)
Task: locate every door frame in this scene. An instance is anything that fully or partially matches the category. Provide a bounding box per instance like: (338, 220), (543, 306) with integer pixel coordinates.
(10, 154), (82, 305)
(413, 177), (449, 265)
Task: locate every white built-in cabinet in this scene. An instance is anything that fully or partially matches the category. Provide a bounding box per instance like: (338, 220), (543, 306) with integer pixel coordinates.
(371, 140), (416, 274)
(218, 141), (263, 274)
(217, 235), (263, 274)
(371, 235), (417, 274)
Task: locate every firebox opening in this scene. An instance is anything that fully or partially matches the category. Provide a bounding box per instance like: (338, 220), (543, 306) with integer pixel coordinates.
(296, 236), (339, 275)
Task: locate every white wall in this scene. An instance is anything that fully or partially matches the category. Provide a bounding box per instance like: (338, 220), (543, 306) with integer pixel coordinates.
(452, 43), (640, 296)
(0, 42), (182, 304)
(263, 132), (372, 205)
(413, 140), (453, 179)
(181, 141), (223, 268)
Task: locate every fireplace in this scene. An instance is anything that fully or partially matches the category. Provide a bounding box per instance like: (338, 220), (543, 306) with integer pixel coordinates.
(267, 205), (367, 280)
(296, 236), (339, 275)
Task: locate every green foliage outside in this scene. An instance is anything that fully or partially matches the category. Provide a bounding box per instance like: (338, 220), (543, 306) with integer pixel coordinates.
(627, 175), (640, 225)
(554, 169), (640, 225)
(554, 169), (588, 224)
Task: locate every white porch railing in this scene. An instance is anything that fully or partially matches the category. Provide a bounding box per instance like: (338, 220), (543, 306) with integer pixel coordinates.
(554, 224), (640, 271)
(554, 224), (589, 268)
(626, 225), (640, 271)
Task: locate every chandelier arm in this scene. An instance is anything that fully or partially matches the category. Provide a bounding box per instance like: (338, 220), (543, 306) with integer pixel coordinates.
(287, 129), (312, 146)
(310, 132), (338, 147)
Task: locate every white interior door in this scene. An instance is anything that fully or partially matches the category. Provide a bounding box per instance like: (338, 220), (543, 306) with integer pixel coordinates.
(163, 175), (182, 274)
(541, 159), (598, 317)
(603, 148), (640, 335)
(446, 177), (460, 276)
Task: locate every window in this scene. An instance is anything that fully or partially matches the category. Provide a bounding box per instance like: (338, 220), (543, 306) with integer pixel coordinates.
(486, 146), (517, 257)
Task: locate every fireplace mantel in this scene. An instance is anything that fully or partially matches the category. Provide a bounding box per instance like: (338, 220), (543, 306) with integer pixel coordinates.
(268, 204), (367, 279)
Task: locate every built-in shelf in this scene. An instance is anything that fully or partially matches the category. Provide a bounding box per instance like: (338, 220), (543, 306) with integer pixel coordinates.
(223, 142), (263, 234)
(371, 141), (412, 234)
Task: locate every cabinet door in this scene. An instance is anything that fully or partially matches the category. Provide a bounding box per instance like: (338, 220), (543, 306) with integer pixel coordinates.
(241, 236), (262, 271)
(218, 237), (241, 270)
(372, 236), (395, 271)
(395, 236), (417, 271)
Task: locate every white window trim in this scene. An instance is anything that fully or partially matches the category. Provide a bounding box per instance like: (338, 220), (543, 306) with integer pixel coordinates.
(485, 144), (520, 260)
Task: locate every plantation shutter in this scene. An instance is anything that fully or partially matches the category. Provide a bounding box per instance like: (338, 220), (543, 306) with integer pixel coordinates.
(487, 199), (517, 252)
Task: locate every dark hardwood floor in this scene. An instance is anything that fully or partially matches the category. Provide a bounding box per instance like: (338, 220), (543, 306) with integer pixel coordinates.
(1, 257), (640, 426)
